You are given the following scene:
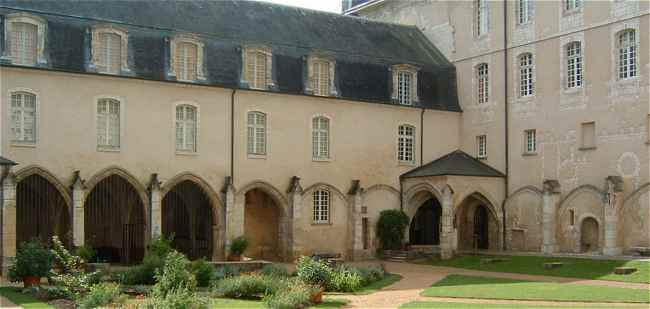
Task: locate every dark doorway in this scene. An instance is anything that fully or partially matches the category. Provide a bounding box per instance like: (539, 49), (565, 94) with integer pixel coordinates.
(16, 174), (71, 247)
(244, 189), (281, 261)
(474, 205), (489, 249)
(162, 180), (214, 260)
(409, 198), (442, 245)
(85, 175), (145, 264)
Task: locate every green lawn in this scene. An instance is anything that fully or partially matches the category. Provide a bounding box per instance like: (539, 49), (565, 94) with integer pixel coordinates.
(420, 275), (650, 303)
(401, 301), (650, 309)
(0, 287), (54, 309)
(430, 255), (650, 283)
(211, 297), (348, 308)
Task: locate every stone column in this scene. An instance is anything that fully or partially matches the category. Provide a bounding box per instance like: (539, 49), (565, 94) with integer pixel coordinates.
(439, 185), (454, 260)
(542, 180), (560, 254)
(148, 174), (162, 239)
(288, 176), (303, 260)
(603, 176), (623, 256)
(224, 178), (241, 254)
(72, 171), (86, 247)
(1, 172), (16, 275)
(348, 180), (364, 260)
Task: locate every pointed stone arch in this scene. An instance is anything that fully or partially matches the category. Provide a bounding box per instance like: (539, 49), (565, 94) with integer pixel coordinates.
(364, 184), (399, 197)
(15, 165), (72, 210)
(559, 184), (605, 211)
(455, 191), (502, 251)
(161, 172), (224, 222)
(236, 180), (289, 214)
(621, 182), (650, 251)
(85, 166), (149, 212)
(504, 185), (544, 252)
(303, 182), (347, 203)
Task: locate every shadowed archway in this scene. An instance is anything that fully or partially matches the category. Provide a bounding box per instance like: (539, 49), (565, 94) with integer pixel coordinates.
(409, 198), (442, 245)
(456, 192), (500, 251)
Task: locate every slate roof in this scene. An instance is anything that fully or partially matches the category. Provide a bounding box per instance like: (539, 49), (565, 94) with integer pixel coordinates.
(0, 156), (17, 166)
(401, 150), (505, 178)
(0, 0), (460, 112)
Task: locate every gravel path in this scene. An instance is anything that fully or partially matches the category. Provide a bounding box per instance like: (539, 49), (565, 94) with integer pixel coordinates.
(337, 262), (650, 309)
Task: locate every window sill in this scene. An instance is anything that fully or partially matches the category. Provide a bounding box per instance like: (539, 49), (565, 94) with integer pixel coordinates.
(562, 8), (582, 16)
(615, 76), (640, 84)
(10, 142), (36, 148)
(579, 146), (596, 151)
(398, 161), (416, 167)
(563, 86), (583, 95)
(176, 151), (198, 156)
(248, 154), (267, 160)
(312, 158), (332, 163)
(97, 147), (121, 153)
(516, 21), (533, 28)
(477, 156), (488, 160)
(311, 222), (332, 226)
(522, 152), (537, 156)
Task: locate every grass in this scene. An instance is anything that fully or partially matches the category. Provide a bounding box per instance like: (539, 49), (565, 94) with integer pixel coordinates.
(420, 275), (650, 303)
(211, 297), (348, 308)
(429, 255), (650, 283)
(401, 301), (650, 309)
(0, 287), (54, 309)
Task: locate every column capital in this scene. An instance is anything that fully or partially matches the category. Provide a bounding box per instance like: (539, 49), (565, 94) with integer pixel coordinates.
(72, 170), (86, 190)
(147, 173), (161, 192)
(287, 176), (303, 195)
(543, 179), (561, 195)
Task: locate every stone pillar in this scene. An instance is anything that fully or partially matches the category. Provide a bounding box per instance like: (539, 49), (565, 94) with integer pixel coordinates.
(348, 180), (364, 260)
(72, 171), (86, 247)
(542, 180), (560, 254)
(288, 176), (303, 260)
(148, 174), (162, 239)
(224, 178), (241, 254)
(603, 176), (623, 256)
(1, 172), (16, 275)
(439, 185), (454, 260)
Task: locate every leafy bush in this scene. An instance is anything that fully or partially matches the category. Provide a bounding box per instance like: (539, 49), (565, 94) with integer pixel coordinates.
(229, 236), (249, 256)
(78, 282), (125, 309)
(190, 258), (215, 287)
(49, 236), (99, 299)
(114, 238), (170, 285)
(261, 264), (290, 278)
(213, 265), (242, 281)
(8, 239), (53, 282)
(296, 256), (331, 287)
(149, 234), (175, 258)
(213, 274), (278, 298)
(327, 268), (363, 292)
(75, 244), (96, 263)
(262, 279), (316, 309)
(376, 210), (409, 250)
(145, 286), (208, 309)
(145, 250), (208, 309)
(43, 286), (74, 300)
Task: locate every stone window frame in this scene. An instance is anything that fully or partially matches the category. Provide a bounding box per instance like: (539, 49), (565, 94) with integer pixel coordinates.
(579, 121), (596, 150)
(397, 123), (416, 165)
(242, 45), (274, 90)
(516, 0), (533, 26)
(476, 134), (488, 159)
(390, 64), (419, 106)
(8, 87), (40, 147)
(473, 0), (490, 38)
(306, 54), (337, 97)
(311, 114), (331, 161)
(168, 34), (206, 82)
(94, 95), (125, 152)
(563, 0), (583, 14)
(247, 110), (268, 157)
(476, 62), (490, 104)
(523, 129), (537, 155)
(611, 20), (639, 82)
(561, 37), (584, 92)
(517, 52), (535, 98)
(173, 101), (200, 155)
(2, 13), (47, 66)
(90, 25), (130, 74)
(312, 189), (331, 224)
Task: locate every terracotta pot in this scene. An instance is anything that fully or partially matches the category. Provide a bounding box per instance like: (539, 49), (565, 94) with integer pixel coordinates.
(310, 288), (324, 304)
(228, 254), (242, 261)
(23, 276), (41, 288)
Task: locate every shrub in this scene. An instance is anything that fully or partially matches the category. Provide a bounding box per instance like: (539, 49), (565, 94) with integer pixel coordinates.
(8, 239), (53, 282)
(115, 242), (168, 285)
(49, 236), (99, 299)
(327, 268), (363, 292)
(148, 234), (175, 258)
(262, 279), (316, 309)
(296, 256), (331, 287)
(43, 286), (74, 300)
(78, 282), (125, 309)
(376, 210), (409, 250)
(145, 286), (208, 309)
(229, 236), (249, 256)
(190, 258), (215, 287)
(75, 244), (96, 263)
(260, 264), (290, 278)
(145, 251), (208, 309)
(213, 274), (278, 298)
(213, 265), (242, 282)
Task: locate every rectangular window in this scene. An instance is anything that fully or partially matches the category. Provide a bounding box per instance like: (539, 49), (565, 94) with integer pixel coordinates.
(581, 122), (596, 149)
(175, 42), (198, 81)
(477, 135), (487, 158)
(97, 98), (120, 149)
(10, 92), (36, 143)
(476, 0), (489, 36)
(565, 0), (581, 11)
(176, 105), (197, 152)
(397, 71), (413, 105)
(312, 60), (331, 96)
(313, 190), (330, 224)
(566, 42), (582, 88)
(398, 125), (415, 163)
(246, 51), (268, 89)
(518, 0), (531, 24)
(247, 112), (267, 155)
(524, 129), (536, 154)
(477, 63), (489, 104)
(96, 32), (122, 74)
(519, 54), (534, 97)
(312, 117), (330, 160)
(10, 22), (37, 65)
(618, 30), (637, 79)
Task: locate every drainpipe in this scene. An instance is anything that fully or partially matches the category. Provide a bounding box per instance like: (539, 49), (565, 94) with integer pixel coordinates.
(420, 108), (425, 166)
(502, 0), (510, 251)
(230, 89), (236, 182)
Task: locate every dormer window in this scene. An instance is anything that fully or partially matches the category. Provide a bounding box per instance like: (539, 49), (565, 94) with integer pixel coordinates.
(391, 64), (419, 106)
(242, 46), (273, 90)
(91, 26), (129, 74)
(169, 35), (205, 82)
(4, 13), (46, 66)
(307, 55), (336, 96)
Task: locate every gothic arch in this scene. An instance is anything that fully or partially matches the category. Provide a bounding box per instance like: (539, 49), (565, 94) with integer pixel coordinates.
(14, 165), (72, 211)
(303, 182), (347, 203)
(365, 184), (400, 198)
(404, 182), (444, 204)
(85, 166), (149, 208)
(559, 184), (604, 212)
(508, 186), (543, 200)
(455, 189), (501, 221)
(236, 180), (289, 214)
(161, 172), (224, 224)
(622, 182), (649, 211)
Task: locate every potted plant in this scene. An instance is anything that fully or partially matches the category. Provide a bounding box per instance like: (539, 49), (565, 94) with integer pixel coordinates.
(296, 256), (331, 304)
(8, 239), (53, 288)
(228, 236), (249, 261)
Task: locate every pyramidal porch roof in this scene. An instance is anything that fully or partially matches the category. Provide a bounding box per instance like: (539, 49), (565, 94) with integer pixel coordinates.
(401, 150), (505, 179)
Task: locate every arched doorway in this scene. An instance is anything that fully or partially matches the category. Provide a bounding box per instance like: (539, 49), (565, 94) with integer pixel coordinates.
(474, 205), (489, 250)
(162, 180), (214, 260)
(580, 217), (599, 253)
(456, 193), (499, 251)
(244, 188), (282, 261)
(409, 198), (442, 245)
(16, 174), (71, 247)
(85, 175), (146, 264)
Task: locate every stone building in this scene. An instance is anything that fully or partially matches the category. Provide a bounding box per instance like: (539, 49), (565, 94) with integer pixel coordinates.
(345, 0), (650, 256)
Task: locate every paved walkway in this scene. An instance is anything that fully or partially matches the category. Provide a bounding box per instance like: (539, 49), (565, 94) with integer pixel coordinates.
(0, 295), (20, 309)
(337, 262), (650, 309)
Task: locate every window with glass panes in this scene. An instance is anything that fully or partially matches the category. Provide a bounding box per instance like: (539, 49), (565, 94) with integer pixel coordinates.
(247, 112), (266, 155)
(525, 129), (536, 153)
(174, 42), (198, 81)
(397, 71), (413, 105)
(617, 30), (637, 79)
(477, 63), (489, 103)
(519, 53), (534, 97)
(10, 92), (36, 143)
(475, 0), (488, 36)
(565, 0), (581, 11)
(312, 60), (331, 96)
(518, 0), (531, 24)
(247, 51), (268, 89)
(313, 190), (330, 223)
(566, 42), (582, 88)
(175, 105), (197, 152)
(96, 32), (122, 74)
(477, 135), (487, 158)
(97, 98), (120, 149)
(10, 22), (37, 65)
(312, 116), (330, 159)
(398, 125), (415, 163)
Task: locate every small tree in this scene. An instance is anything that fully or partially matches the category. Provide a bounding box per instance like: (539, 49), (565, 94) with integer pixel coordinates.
(8, 239), (53, 284)
(376, 209), (409, 250)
